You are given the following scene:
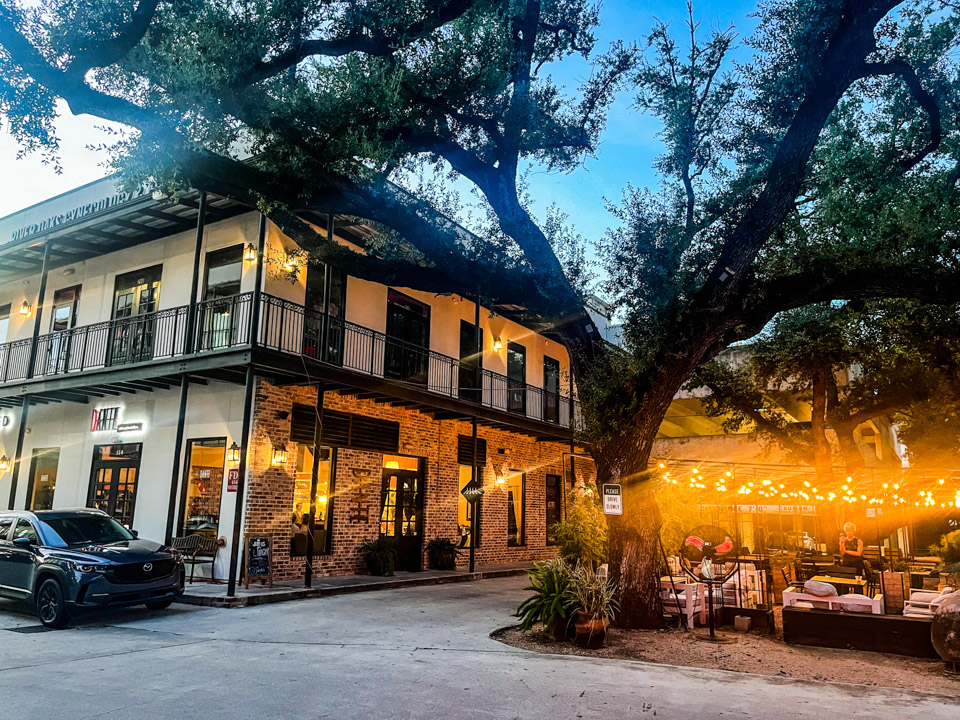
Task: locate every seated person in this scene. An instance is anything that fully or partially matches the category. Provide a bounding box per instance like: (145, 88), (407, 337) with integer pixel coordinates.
(838, 522), (865, 575)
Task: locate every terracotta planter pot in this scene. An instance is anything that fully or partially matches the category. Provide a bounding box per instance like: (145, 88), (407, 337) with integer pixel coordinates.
(547, 616), (569, 642)
(573, 610), (609, 649)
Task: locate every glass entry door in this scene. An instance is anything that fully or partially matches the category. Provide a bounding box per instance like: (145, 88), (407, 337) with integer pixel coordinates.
(111, 266), (161, 365)
(379, 457), (423, 571)
(88, 444), (142, 528)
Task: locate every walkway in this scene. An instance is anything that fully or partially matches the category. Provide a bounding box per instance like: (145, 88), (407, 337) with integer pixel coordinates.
(180, 561), (534, 607)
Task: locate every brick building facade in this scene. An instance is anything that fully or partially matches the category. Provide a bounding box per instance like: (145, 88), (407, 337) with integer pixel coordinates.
(244, 380), (596, 582)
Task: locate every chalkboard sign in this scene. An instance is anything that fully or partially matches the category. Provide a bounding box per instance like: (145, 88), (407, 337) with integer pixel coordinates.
(243, 534), (273, 588)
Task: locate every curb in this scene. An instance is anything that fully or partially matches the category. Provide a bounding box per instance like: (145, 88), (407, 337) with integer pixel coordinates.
(177, 566), (530, 608)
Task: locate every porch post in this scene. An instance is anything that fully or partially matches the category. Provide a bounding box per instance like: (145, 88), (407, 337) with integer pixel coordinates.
(26, 241), (52, 379)
(469, 287), (481, 573)
(7, 397), (30, 510)
(164, 374), (191, 543)
(321, 214), (335, 361)
(305, 381), (325, 587)
(227, 365), (256, 597)
(183, 192), (207, 354)
(249, 213), (267, 350)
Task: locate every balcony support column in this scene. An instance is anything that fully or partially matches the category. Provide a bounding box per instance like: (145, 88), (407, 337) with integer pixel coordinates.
(227, 365), (256, 597)
(6, 397), (30, 510)
(468, 287), (481, 573)
(183, 192), (207, 354)
(26, 241), (52, 379)
(304, 381), (325, 588)
(249, 213), (267, 350)
(164, 374), (191, 544)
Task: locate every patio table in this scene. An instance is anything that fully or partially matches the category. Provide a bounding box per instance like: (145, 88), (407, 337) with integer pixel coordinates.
(810, 574), (867, 594)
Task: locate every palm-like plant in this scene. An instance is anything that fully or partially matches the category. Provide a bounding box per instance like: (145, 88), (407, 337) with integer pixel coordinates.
(514, 559), (573, 632)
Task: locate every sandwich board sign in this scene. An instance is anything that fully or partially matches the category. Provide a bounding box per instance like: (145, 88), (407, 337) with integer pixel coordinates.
(602, 484), (623, 515)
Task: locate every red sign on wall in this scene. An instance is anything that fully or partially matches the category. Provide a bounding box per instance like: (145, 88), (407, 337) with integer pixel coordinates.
(227, 468), (240, 492)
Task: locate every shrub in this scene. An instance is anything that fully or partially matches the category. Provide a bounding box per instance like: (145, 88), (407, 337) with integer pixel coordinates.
(929, 530), (960, 580)
(514, 559), (573, 632)
(426, 537), (460, 570)
(361, 537), (398, 576)
(549, 483), (607, 568)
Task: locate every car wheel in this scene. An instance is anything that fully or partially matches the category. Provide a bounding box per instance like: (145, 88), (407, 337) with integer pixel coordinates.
(144, 599), (174, 611)
(36, 578), (69, 629)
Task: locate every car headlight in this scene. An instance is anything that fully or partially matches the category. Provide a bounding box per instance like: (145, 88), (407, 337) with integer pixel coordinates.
(73, 562), (109, 573)
(170, 551), (184, 565)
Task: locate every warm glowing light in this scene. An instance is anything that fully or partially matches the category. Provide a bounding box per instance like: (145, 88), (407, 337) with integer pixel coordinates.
(272, 444), (289, 465)
(244, 243), (258, 263)
(493, 337), (504, 351)
(0, 454), (9, 473)
(19, 300), (31, 317)
(227, 442), (241, 463)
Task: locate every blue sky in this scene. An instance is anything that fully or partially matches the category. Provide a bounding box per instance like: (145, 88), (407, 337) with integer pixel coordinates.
(0, 0), (761, 241)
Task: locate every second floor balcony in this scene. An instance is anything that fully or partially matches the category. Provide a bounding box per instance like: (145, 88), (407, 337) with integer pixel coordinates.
(0, 293), (579, 431)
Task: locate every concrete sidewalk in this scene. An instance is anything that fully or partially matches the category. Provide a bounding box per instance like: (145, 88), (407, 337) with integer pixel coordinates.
(180, 560), (534, 607)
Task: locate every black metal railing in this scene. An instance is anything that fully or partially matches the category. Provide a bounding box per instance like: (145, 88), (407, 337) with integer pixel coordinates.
(0, 291), (579, 429)
(257, 293), (579, 428)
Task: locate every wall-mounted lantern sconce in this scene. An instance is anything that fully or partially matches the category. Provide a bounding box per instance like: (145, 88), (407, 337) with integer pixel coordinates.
(495, 469), (505, 486)
(227, 442), (241, 464)
(19, 300), (32, 318)
(243, 243), (258, 264)
(283, 253), (299, 273)
(493, 337), (503, 352)
(272, 444), (289, 466)
(0, 455), (10, 473)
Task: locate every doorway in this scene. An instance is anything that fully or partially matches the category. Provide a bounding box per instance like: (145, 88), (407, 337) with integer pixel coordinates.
(88, 444), (142, 528)
(27, 447), (60, 511)
(506, 342), (526, 414)
(385, 290), (430, 384)
(44, 286), (81, 374)
(458, 320), (483, 402)
(111, 266), (162, 365)
(379, 456), (423, 571)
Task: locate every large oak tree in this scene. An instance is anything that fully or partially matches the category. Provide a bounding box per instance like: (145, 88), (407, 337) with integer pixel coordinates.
(3, 0), (960, 627)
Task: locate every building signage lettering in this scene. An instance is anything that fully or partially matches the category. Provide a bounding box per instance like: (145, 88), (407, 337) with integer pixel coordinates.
(116, 421), (143, 433)
(227, 468), (239, 492)
(602, 483), (623, 515)
(11, 189), (145, 242)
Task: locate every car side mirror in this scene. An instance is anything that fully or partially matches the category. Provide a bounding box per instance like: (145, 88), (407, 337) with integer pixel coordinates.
(130, 530), (139, 538)
(13, 536), (33, 546)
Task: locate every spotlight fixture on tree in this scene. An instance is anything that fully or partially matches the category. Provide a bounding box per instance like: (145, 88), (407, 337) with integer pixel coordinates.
(227, 441), (241, 463)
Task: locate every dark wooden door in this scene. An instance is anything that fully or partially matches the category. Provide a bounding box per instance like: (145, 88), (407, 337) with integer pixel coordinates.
(385, 291), (430, 384)
(458, 320), (482, 402)
(379, 468), (423, 571)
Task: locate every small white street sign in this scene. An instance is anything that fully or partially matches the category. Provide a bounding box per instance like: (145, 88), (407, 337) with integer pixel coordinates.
(602, 484), (623, 515)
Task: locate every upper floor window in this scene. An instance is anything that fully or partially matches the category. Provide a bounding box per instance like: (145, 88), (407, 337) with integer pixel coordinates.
(113, 266), (161, 319)
(0, 303), (10, 345)
(543, 355), (561, 423)
(204, 245), (243, 301)
(507, 342), (526, 414)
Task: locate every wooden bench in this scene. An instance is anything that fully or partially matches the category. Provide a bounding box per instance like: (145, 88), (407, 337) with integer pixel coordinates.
(782, 606), (936, 658)
(782, 586), (884, 614)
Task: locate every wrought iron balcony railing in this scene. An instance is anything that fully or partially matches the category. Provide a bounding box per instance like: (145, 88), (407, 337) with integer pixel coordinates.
(0, 292), (579, 429)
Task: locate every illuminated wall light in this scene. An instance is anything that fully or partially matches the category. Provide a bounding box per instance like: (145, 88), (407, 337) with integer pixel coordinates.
(244, 243), (258, 263)
(227, 442), (241, 463)
(19, 300), (31, 318)
(0, 454), (9, 473)
(493, 337), (504, 352)
(272, 444), (289, 466)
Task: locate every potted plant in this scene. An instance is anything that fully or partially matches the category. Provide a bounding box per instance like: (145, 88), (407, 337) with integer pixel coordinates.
(427, 537), (460, 570)
(568, 565), (618, 649)
(361, 537), (398, 576)
(514, 559), (573, 641)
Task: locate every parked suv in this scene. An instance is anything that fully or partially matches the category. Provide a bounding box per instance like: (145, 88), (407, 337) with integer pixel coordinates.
(0, 509), (185, 628)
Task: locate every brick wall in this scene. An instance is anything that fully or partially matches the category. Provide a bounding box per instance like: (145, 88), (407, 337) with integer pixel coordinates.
(243, 379), (597, 581)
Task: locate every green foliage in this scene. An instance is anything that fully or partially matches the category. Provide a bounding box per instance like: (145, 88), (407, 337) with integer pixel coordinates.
(567, 564), (619, 622)
(929, 530), (960, 567)
(361, 536), (398, 576)
(549, 484), (607, 568)
(426, 537), (460, 570)
(514, 558), (573, 632)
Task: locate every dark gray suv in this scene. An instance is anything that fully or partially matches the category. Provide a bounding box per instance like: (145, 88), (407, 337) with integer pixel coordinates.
(0, 509), (185, 628)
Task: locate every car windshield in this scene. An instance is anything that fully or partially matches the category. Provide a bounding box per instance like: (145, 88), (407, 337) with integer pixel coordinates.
(41, 516), (135, 546)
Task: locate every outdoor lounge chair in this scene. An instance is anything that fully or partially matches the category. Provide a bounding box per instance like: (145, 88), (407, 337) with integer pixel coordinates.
(782, 586), (884, 614)
(902, 587), (956, 618)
